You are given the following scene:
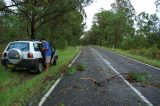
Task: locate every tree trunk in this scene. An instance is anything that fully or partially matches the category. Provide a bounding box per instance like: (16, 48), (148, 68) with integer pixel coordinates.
(115, 18), (120, 47)
(30, 13), (36, 39)
(115, 29), (119, 47)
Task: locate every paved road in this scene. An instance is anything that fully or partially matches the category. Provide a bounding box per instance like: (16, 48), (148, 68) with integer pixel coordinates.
(42, 46), (160, 106)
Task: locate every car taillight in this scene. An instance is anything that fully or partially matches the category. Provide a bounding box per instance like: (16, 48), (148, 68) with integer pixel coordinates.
(27, 53), (33, 58)
(3, 52), (7, 57)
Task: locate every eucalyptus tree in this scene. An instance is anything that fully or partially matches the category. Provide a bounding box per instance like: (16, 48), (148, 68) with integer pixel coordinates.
(87, 10), (129, 46)
(155, 0), (160, 11)
(111, 0), (135, 25)
(49, 9), (85, 48)
(110, 0), (136, 46)
(136, 12), (160, 36)
(0, 0), (92, 39)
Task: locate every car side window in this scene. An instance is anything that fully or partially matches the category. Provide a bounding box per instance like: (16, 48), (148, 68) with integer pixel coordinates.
(33, 43), (39, 51)
(37, 43), (44, 50)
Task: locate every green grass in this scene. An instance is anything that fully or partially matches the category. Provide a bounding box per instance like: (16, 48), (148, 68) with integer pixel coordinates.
(0, 47), (79, 106)
(76, 64), (85, 71)
(127, 72), (150, 83)
(103, 47), (160, 68)
(66, 66), (77, 75)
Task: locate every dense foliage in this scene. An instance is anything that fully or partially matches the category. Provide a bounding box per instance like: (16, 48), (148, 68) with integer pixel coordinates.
(81, 0), (160, 50)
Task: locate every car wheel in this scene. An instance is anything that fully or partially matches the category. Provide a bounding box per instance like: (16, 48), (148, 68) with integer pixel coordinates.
(11, 68), (16, 72)
(4, 65), (8, 71)
(53, 59), (57, 65)
(36, 61), (43, 73)
(50, 57), (55, 66)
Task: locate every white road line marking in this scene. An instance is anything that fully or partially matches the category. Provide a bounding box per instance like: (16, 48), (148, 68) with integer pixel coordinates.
(109, 50), (160, 70)
(38, 51), (81, 106)
(68, 51), (81, 68)
(104, 59), (111, 65)
(94, 49), (153, 106)
(38, 78), (62, 106)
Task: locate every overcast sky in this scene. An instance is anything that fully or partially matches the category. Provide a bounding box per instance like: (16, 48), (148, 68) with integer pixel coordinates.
(84, 0), (157, 30)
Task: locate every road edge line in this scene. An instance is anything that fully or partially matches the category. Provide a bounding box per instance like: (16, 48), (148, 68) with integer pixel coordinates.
(94, 49), (153, 106)
(38, 51), (81, 106)
(68, 51), (81, 67)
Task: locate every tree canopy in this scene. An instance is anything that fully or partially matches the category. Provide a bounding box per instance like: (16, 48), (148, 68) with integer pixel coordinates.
(81, 0), (160, 49)
(0, 0), (93, 48)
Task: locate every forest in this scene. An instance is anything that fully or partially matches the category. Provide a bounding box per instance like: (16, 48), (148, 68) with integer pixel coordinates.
(81, 0), (160, 60)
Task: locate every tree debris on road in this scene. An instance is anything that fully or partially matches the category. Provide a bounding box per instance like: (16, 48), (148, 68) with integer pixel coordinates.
(81, 77), (104, 87)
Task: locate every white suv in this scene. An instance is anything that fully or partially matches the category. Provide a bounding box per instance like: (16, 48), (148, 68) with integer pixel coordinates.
(1, 40), (58, 73)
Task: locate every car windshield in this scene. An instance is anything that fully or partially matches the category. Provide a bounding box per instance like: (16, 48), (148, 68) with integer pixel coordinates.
(7, 42), (29, 51)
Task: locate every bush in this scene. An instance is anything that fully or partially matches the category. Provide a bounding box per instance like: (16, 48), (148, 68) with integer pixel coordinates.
(120, 35), (150, 50)
(120, 36), (135, 50)
(134, 35), (149, 48)
(148, 32), (160, 49)
(127, 72), (150, 83)
(54, 37), (68, 49)
(127, 47), (160, 60)
(144, 47), (160, 59)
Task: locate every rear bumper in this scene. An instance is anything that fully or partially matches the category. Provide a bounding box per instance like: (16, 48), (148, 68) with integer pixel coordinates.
(1, 59), (40, 69)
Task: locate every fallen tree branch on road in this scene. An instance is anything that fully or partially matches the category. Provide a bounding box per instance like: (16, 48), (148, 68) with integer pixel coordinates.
(81, 77), (104, 87)
(81, 73), (129, 87)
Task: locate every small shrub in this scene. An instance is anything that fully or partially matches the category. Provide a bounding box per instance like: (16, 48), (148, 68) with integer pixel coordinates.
(66, 67), (76, 75)
(144, 47), (160, 59)
(127, 72), (150, 83)
(76, 64), (85, 71)
(120, 36), (135, 50)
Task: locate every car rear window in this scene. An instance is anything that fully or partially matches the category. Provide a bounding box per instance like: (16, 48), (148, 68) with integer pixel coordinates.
(7, 42), (29, 51)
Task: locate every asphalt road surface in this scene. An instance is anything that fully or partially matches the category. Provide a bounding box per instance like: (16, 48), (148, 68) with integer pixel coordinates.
(42, 46), (160, 106)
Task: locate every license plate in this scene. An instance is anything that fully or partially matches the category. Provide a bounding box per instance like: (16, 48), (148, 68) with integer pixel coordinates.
(7, 64), (14, 68)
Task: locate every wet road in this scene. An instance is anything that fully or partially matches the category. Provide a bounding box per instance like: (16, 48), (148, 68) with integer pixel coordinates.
(42, 46), (160, 106)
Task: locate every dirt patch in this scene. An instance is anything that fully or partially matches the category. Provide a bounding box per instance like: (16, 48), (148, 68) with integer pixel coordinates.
(149, 83), (160, 88)
(58, 64), (68, 75)
(42, 76), (54, 83)
(95, 67), (104, 72)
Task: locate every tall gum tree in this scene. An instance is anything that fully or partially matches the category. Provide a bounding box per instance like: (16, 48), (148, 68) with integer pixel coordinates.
(111, 0), (135, 46)
(0, 0), (93, 39)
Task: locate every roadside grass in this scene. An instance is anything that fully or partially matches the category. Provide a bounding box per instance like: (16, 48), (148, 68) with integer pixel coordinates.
(127, 72), (150, 83)
(76, 64), (86, 71)
(66, 66), (77, 75)
(103, 47), (160, 68)
(65, 63), (86, 75)
(0, 47), (79, 106)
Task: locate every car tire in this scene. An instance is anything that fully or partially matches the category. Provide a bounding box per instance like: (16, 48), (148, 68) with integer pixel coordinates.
(11, 68), (16, 72)
(4, 65), (8, 71)
(36, 61), (43, 73)
(50, 57), (55, 66)
(53, 59), (57, 65)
